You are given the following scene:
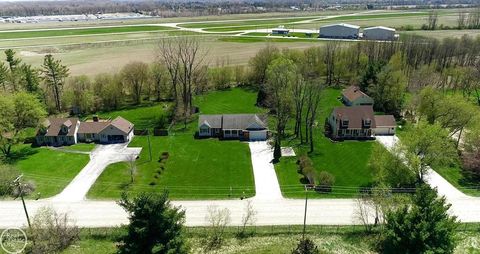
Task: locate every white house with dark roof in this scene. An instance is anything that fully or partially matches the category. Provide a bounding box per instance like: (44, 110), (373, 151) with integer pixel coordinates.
(36, 116), (134, 146)
(198, 114), (268, 141)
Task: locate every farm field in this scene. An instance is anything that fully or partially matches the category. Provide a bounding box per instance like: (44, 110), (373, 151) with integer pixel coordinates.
(274, 88), (377, 198)
(0, 8), (477, 77)
(88, 88), (263, 200)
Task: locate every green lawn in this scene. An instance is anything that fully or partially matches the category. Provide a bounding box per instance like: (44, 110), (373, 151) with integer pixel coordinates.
(95, 103), (172, 130)
(88, 88), (263, 200)
(61, 143), (96, 152)
(11, 145), (90, 198)
(219, 36), (325, 43)
(178, 16), (319, 29)
(0, 25), (173, 40)
(275, 88), (377, 198)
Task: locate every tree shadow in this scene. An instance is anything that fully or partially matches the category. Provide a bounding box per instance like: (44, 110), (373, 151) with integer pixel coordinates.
(2, 146), (38, 164)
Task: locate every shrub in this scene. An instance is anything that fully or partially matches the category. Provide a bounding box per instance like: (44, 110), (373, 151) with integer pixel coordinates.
(0, 165), (19, 197)
(291, 238), (321, 254)
(26, 206), (80, 253)
(315, 171), (335, 192)
(161, 152), (169, 160)
(298, 155), (313, 173)
(303, 166), (317, 185)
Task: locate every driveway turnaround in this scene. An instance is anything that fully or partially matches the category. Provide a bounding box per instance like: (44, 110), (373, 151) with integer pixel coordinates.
(1, 138), (480, 228)
(52, 144), (142, 202)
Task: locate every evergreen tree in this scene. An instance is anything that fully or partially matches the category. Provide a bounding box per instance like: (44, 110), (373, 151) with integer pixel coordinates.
(383, 184), (458, 254)
(117, 191), (189, 254)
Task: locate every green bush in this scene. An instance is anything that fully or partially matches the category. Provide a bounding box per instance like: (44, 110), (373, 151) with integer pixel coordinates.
(0, 164), (20, 197)
(315, 171), (335, 192)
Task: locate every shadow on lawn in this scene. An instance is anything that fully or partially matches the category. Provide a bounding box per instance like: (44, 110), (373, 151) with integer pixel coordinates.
(1, 145), (38, 164)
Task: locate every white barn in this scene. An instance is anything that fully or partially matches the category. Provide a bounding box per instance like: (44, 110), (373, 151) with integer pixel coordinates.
(319, 23), (360, 39)
(363, 26), (396, 41)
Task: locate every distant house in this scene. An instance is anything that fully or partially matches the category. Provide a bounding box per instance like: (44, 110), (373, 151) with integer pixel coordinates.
(328, 106), (376, 140)
(327, 106), (396, 140)
(36, 116), (134, 146)
(341, 85), (374, 106)
(198, 114), (268, 141)
(373, 115), (396, 135)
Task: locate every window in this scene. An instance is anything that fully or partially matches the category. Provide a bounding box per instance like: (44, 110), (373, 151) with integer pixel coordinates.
(225, 130), (231, 135)
(232, 130), (238, 135)
(200, 128), (209, 134)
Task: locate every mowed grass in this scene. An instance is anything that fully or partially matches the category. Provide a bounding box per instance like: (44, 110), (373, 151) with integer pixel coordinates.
(275, 88), (376, 198)
(178, 16), (320, 29)
(0, 25), (174, 40)
(11, 145), (90, 198)
(88, 88), (262, 200)
(95, 102), (172, 130)
(61, 143), (96, 152)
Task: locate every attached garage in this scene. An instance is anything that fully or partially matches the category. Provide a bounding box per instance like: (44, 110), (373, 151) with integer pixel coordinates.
(248, 130), (267, 141)
(374, 115), (396, 136)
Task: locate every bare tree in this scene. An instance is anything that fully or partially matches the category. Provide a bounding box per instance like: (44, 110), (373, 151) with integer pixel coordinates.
(304, 83), (322, 152)
(238, 200), (257, 238)
(156, 36), (206, 128)
(27, 206), (80, 253)
(324, 41), (339, 86)
(204, 206), (231, 250)
(127, 154), (137, 184)
(121, 62), (149, 105)
(426, 11), (438, 30)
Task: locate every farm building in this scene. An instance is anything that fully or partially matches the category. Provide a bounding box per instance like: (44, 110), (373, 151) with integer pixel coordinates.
(319, 23), (360, 39)
(363, 26), (397, 41)
(272, 26), (290, 35)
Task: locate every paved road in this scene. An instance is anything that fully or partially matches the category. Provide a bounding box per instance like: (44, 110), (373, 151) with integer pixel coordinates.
(52, 144), (142, 202)
(2, 139), (480, 228)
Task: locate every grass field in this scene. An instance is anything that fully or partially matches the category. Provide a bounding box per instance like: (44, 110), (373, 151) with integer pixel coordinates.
(88, 88), (262, 200)
(275, 88), (377, 198)
(94, 102), (172, 130)
(61, 225), (480, 254)
(0, 25), (174, 40)
(10, 145), (90, 198)
(60, 143), (96, 152)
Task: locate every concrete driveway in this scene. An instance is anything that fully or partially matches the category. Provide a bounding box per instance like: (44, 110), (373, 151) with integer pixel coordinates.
(249, 141), (283, 200)
(51, 143), (142, 202)
(376, 135), (469, 200)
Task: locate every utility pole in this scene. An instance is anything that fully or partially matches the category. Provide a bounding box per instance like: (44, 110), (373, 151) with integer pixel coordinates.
(13, 175), (31, 229)
(147, 129), (152, 161)
(302, 184), (309, 240)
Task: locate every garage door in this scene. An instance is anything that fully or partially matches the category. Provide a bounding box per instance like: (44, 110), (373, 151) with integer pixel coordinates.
(249, 131), (267, 141)
(375, 127), (393, 136)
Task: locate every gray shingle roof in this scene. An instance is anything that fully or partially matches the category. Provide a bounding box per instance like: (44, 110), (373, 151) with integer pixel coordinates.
(198, 114), (267, 130)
